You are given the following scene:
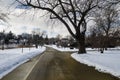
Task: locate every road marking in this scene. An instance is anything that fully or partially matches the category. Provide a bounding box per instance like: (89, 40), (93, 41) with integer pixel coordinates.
(23, 53), (45, 80)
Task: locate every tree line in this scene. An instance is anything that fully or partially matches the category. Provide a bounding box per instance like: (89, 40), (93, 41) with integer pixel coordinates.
(0, 31), (49, 50)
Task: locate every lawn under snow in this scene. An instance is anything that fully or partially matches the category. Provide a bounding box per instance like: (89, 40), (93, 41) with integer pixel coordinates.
(0, 47), (46, 79)
(48, 45), (120, 52)
(71, 51), (120, 78)
(48, 45), (120, 78)
(46, 45), (78, 51)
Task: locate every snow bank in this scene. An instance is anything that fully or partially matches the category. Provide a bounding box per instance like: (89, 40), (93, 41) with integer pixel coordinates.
(46, 45), (78, 52)
(48, 45), (120, 52)
(47, 45), (99, 52)
(0, 47), (46, 79)
(71, 50), (120, 78)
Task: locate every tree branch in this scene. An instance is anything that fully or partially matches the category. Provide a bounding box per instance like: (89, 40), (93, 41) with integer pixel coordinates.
(58, 0), (77, 28)
(16, 0), (76, 38)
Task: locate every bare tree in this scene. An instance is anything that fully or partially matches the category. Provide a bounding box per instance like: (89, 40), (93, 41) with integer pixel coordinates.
(94, 5), (119, 52)
(89, 26), (107, 53)
(16, 0), (105, 53)
(0, 11), (9, 50)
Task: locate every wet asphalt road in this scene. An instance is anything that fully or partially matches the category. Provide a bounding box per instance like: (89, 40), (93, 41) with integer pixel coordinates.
(1, 47), (120, 80)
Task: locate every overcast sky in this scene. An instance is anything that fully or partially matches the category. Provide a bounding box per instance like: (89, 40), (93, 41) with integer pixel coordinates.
(0, 0), (70, 38)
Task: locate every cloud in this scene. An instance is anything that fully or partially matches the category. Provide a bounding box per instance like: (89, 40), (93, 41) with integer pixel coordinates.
(0, 0), (70, 37)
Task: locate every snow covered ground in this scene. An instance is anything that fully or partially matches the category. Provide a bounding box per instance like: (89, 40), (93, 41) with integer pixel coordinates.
(71, 51), (120, 78)
(46, 45), (78, 52)
(48, 45), (120, 78)
(0, 47), (46, 79)
(47, 45), (120, 52)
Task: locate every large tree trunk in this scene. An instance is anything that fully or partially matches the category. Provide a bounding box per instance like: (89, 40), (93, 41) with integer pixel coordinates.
(77, 33), (86, 54)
